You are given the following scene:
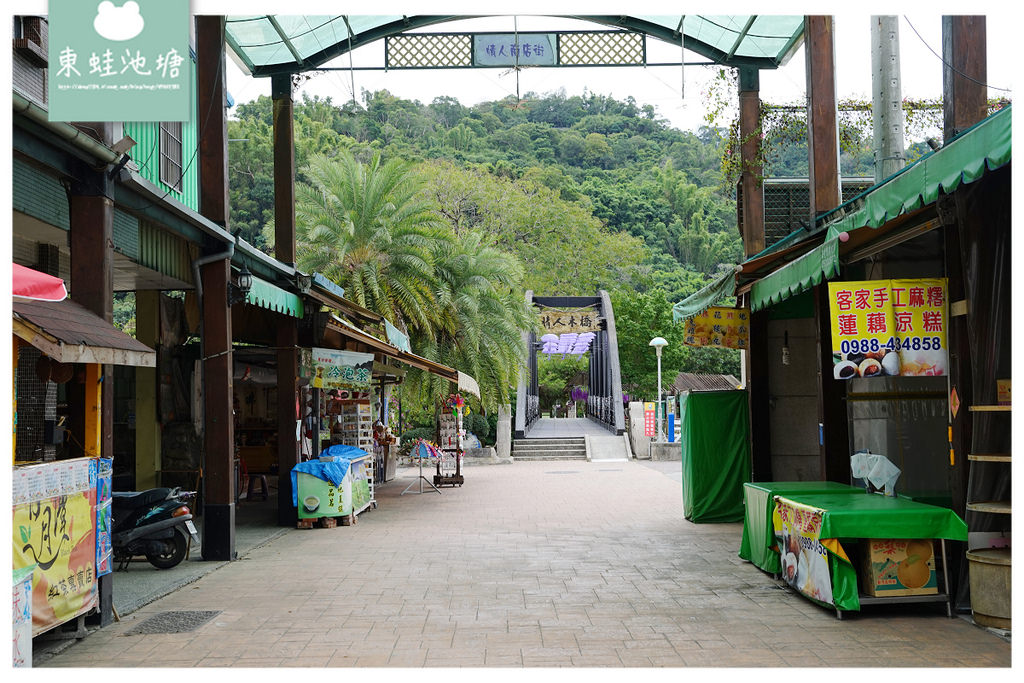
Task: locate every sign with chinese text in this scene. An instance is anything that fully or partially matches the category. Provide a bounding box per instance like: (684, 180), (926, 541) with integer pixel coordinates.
(827, 279), (948, 379)
(772, 496), (834, 606)
(12, 458), (98, 636)
(96, 458), (113, 577)
(538, 308), (601, 335)
(474, 34), (557, 66)
(13, 567), (33, 668)
(643, 402), (655, 437)
(683, 307), (750, 350)
(48, 0), (191, 121)
(306, 348), (374, 389)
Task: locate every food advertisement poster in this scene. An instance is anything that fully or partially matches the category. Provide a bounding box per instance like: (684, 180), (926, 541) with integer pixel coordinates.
(772, 496), (834, 606)
(683, 306), (749, 350)
(12, 458), (98, 636)
(827, 279), (948, 379)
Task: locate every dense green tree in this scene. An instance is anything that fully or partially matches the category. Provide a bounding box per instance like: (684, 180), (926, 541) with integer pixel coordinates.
(287, 150), (449, 334)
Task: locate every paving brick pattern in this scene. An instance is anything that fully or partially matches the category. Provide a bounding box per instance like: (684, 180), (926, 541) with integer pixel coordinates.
(42, 461), (1010, 668)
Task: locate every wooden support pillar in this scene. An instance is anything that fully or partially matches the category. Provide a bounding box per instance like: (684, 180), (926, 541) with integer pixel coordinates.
(942, 16), (987, 142)
(805, 15), (842, 219)
(273, 72), (300, 526)
(69, 177), (114, 461)
(814, 283), (849, 482)
(739, 67), (765, 257)
(69, 163), (114, 629)
(197, 15), (235, 560)
(273, 73), (297, 266)
(746, 301), (772, 481)
(197, 15), (230, 224)
(134, 290), (161, 490)
(200, 258), (235, 560)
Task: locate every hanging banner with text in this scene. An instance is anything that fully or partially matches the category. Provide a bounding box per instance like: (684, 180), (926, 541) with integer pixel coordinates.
(827, 279), (948, 379)
(12, 458), (98, 636)
(683, 306), (750, 350)
(538, 308), (602, 335)
(305, 348), (375, 389)
(772, 496), (835, 606)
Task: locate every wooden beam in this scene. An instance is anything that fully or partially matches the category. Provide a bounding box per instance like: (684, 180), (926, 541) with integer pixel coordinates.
(804, 15), (841, 217)
(272, 73), (296, 266)
(942, 16), (987, 141)
(84, 363), (102, 457)
(739, 67), (765, 257)
(197, 16), (230, 227)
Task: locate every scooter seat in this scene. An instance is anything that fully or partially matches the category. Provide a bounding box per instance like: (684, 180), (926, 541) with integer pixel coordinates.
(112, 488), (175, 509)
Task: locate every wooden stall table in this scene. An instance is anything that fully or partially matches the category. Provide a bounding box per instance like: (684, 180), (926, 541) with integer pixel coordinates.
(771, 492), (967, 618)
(739, 481), (863, 574)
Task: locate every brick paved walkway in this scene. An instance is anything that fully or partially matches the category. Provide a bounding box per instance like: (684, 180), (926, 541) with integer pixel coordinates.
(41, 461), (1010, 668)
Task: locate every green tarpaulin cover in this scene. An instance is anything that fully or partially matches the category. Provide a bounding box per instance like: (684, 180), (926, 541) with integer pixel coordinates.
(824, 105), (1012, 241)
(750, 238), (839, 312)
(739, 481), (862, 573)
(774, 492), (967, 611)
(671, 268), (736, 323)
(680, 390), (750, 523)
(246, 276), (304, 319)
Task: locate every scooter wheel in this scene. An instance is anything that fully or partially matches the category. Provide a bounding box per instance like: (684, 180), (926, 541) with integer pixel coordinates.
(146, 530), (188, 569)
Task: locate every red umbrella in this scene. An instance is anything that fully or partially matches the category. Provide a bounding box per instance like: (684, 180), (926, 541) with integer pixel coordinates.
(12, 263), (68, 302)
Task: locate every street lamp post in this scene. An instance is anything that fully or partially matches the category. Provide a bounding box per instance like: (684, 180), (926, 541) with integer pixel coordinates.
(649, 337), (668, 443)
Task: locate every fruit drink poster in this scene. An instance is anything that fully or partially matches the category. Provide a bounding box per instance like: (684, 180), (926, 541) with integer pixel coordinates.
(12, 458), (98, 636)
(827, 279), (948, 379)
(683, 306), (749, 350)
(772, 496), (834, 606)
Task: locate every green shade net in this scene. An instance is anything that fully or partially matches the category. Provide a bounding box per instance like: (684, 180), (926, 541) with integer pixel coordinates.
(739, 481), (862, 574)
(671, 268), (736, 323)
(750, 238), (838, 312)
(774, 492), (967, 611)
(824, 105), (1012, 241)
(680, 390), (750, 523)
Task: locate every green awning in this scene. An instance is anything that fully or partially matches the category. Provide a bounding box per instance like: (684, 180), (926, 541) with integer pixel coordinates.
(824, 105), (1011, 241)
(750, 238), (839, 312)
(246, 276), (304, 318)
(671, 268), (737, 323)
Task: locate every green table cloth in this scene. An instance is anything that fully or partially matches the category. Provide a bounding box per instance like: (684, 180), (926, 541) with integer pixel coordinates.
(773, 492), (967, 611)
(739, 481), (863, 574)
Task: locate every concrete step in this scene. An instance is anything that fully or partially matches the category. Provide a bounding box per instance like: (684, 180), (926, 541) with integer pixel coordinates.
(513, 453), (587, 461)
(512, 442), (585, 452)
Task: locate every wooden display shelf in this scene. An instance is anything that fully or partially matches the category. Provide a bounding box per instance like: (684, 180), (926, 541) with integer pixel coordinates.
(967, 454), (1011, 462)
(966, 501), (1012, 515)
(969, 405), (1011, 412)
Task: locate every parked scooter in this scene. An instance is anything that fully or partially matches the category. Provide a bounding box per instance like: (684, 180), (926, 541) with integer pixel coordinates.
(112, 487), (201, 569)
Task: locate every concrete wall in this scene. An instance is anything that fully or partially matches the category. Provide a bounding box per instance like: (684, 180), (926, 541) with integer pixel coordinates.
(627, 401), (651, 459)
(766, 317), (820, 480)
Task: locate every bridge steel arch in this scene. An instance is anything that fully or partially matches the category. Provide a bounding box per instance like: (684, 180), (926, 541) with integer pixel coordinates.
(514, 290), (625, 438)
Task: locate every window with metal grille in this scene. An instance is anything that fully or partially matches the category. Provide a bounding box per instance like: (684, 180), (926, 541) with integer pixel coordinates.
(159, 122), (183, 192)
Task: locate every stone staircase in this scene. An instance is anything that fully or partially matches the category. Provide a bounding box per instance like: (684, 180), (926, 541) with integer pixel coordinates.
(512, 437), (587, 461)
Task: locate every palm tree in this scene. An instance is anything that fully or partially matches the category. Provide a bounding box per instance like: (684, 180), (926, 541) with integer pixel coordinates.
(412, 231), (534, 411)
(294, 150), (450, 334)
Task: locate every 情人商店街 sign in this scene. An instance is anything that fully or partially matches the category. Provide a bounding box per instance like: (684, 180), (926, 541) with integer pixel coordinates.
(538, 308), (601, 335)
(683, 306), (749, 349)
(828, 279), (948, 379)
(306, 348), (375, 389)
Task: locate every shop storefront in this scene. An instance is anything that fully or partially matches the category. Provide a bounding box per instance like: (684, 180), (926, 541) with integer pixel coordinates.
(13, 266), (155, 640)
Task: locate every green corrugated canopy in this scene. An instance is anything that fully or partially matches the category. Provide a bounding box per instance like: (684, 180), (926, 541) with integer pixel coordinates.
(824, 105), (1012, 241)
(680, 390), (750, 523)
(671, 268), (736, 323)
(750, 238), (838, 312)
(246, 276), (305, 318)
